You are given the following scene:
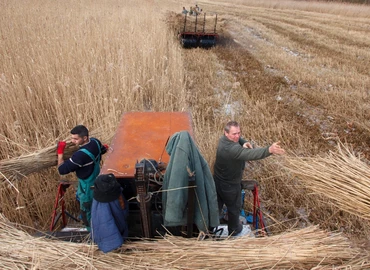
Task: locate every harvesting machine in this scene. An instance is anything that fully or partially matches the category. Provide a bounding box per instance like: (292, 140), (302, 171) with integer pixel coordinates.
(49, 112), (266, 241)
(50, 112), (215, 240)
(100, 112), (198, 238)
(178, 13), (219, 48)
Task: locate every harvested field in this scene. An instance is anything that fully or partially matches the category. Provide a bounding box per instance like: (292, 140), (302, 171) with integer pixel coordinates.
(1, 0), (370, 268)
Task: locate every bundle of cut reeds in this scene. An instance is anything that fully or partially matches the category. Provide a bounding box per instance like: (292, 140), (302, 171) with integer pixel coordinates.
(283, 143), (370, 221)
(0, 144), (77, 183)
(0, 129), (112, 184)
(0, 214), (368, 269)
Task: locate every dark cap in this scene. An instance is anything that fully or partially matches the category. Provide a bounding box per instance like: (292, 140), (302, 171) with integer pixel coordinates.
(93, 174), (121, 203)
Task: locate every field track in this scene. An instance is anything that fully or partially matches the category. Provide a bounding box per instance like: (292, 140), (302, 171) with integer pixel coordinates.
(173, 0), (370, 157)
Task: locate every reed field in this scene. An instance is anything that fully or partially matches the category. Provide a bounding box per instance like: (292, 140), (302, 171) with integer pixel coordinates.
(1, 0), (370, 268)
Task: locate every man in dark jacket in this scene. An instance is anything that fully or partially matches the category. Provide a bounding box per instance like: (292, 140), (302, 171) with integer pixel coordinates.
(57, 125), (107, 231)
(213, 121), (285, 236)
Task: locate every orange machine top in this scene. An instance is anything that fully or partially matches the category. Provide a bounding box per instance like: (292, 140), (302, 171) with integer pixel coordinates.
(101, 112), (193, 178)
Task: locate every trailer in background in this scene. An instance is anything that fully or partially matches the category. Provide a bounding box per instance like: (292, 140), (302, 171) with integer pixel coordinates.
(178, 13), (219, 49)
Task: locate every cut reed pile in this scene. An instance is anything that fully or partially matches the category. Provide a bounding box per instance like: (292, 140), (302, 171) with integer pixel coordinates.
(0, 214), (368, 269)
(283, 143), (370, 221)
(0, 144), (77, 183)
(0, 129), (112, 183)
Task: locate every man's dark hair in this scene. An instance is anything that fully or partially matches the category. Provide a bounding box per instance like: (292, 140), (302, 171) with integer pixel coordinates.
(70, 125), (89, 138)
(224, 121), (239, 133)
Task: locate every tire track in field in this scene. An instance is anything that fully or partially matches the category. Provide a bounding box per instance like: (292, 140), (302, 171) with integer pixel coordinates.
(202, 0), (370, 33)
(218, 17), (370, 157)
(252, 8), (370, 33)
(252, 13), (370, 49)
(197, 4), (370, 76)
(213, 38), (332, 153)
(184, 0), (370, 238)
(253, 19), (369, 76)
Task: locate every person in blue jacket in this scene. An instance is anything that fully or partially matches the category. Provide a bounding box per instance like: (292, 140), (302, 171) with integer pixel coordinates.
(91, 173), (128, 253)
(57, 125), (107, 231)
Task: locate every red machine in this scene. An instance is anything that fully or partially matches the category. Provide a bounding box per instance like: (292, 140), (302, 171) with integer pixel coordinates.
(100, 112), (194, 238)
(48, 112), (195, 240)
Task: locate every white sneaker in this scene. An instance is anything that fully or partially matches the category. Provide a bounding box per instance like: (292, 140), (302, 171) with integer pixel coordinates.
(233, 225), (254, 238)
(213, 225), (254, 238)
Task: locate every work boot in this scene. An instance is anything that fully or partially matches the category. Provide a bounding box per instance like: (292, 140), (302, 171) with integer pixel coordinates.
(228, 223), (243, 236)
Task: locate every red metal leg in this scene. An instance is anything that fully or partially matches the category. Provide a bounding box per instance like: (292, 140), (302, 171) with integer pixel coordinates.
(252, 184), (267, 236)
(50, 183), (68, 231)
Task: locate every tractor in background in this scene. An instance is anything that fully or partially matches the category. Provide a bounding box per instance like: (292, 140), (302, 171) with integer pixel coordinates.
(178, 13), (219, 49)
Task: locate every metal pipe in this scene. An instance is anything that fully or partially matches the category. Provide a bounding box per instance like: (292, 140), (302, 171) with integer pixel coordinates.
(214, 14), (218, 33)
(183, 13), (187, 32)
(195, 13), (197, 32)
(202, 13), (206, 33)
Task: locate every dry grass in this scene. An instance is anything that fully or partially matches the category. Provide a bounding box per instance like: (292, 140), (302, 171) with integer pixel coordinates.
(198, 0), (370, 146)
(1, 0), (370, 266)
(0, 144), (77, 183)
(0, 0), (187, 157)
(0, 0), (187, 231)
(283, 142), (370, 221)
(0, 127), (113, 229)
(184, 1), (370, 238)
(0, 128), (112, 182)
(1, 214), (369, 269)
(0, 168), (78, 230)
(202, 0), (370, 18)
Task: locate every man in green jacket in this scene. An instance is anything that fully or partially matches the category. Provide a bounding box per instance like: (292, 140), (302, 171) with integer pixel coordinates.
(213, 121), (285, 236)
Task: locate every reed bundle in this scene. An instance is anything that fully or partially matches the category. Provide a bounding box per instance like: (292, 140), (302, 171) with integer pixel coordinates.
(283, 143), (370, 221)
(0, 214), (368, 269)
(0, 129), (112, 184)
(0, 144), (77, 183)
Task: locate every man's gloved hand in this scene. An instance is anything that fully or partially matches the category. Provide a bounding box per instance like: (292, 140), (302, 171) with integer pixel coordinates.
(57, 141), (67, 154)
